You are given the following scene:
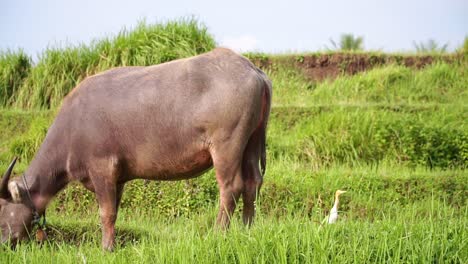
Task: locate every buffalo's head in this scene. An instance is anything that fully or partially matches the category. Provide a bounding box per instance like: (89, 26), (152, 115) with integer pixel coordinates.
(0, 158), (34, 246)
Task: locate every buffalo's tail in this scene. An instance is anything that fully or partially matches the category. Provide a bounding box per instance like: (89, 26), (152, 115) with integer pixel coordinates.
(260, 77), (272, 177)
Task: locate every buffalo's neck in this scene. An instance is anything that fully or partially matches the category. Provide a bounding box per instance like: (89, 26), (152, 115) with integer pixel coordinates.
(23, 140), (69, 214)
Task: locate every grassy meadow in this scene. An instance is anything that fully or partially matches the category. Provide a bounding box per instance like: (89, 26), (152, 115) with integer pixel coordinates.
(0, 19), (467, 263)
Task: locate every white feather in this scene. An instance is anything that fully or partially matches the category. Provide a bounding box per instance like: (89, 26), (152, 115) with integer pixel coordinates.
(327, 190), (346, 224)
(328, 204), (339, 224)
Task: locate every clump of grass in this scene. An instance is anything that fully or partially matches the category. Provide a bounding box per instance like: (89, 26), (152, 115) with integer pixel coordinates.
(13, 18), (216, 109)
(0, 49), (32, 106)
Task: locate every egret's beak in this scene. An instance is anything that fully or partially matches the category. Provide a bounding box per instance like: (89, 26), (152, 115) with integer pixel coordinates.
(337, 190), (347, 196)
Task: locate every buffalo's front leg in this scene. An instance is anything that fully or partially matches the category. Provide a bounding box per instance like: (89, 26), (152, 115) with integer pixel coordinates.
(90, 160), (124, 251)
(95, 183), (119, 251)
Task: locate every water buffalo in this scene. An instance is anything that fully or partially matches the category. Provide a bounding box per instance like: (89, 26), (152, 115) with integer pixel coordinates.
(0, 48), (272, 250)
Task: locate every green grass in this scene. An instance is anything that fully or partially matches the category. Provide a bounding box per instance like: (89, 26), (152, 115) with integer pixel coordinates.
(270, 106), (467, 169)
(0, 21), (467, 262)
(0, 166), (466, 263)
(0, 50), (31, 106)
(1, 209), (466, 263)
(311, 62), (468, 105)
(0, 18), (215, 109)
(267, 61), (467, 107)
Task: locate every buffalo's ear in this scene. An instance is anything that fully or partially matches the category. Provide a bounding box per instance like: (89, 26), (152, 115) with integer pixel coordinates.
(8, 181), (22, 203)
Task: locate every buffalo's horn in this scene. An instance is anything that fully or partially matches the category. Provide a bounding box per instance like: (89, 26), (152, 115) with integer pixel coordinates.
(0, 157), (17, 198)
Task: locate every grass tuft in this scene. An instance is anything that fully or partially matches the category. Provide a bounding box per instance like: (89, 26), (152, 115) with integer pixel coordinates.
(0, 50), (32, 106)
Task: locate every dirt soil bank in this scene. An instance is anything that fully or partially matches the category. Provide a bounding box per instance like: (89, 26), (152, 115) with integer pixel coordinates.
(248, 53), (460, 82)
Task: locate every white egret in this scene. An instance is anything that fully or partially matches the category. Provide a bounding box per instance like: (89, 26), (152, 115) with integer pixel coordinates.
(327, 190), (347, 224)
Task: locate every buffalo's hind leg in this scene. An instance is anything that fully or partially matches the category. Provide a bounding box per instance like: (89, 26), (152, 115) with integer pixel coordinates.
(211, 143), (245, 229)
(242, 128), (263, 226)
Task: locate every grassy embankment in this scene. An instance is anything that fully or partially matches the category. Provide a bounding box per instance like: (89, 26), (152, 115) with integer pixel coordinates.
(0, 19), (467, 263)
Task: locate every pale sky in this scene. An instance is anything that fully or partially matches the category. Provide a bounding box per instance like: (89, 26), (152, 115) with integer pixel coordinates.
(1, 0), (467, 57)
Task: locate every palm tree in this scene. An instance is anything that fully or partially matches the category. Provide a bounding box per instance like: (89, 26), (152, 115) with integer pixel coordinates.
(413, 39), (448, 53)
(328, 34), (364, 51)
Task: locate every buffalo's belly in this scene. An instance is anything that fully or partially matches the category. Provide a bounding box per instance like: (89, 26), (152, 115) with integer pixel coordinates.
(130, 149), (213, 181)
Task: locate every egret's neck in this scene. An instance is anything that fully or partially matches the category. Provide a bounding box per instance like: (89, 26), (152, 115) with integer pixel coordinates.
(333, 195), (340, 208)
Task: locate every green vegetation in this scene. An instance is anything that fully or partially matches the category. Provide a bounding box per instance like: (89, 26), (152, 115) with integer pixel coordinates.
(268, 61), (467, 106)
(1, 197), (466, 263)
(0, 22), (467, 262)
(0, 18), (215, 109)
(312, 62), (467, 104)
(327, 34), (365, 51)
(414, 39), (449, 54)
(0, 50), (32, 106)
(461, 36), (468, 57)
